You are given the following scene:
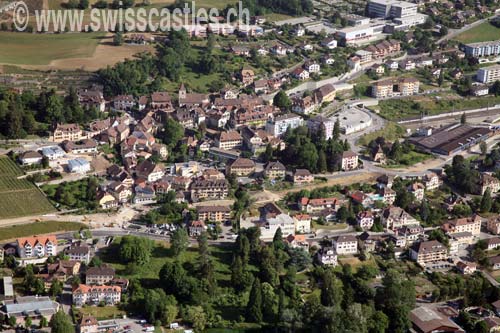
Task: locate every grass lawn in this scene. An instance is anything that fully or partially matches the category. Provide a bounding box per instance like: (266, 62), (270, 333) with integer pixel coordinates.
(0, 156), (54, 219)
(312, 221), (348, 231)
(377, 94), (500, 121)
(0, 221), (87, 241)
(454, 21), (500, 43)
(338, 256), (378, 273)
(357, 122), (406, 146)
(77, 306), (126, 320)
(383, 151), (434, 168)
(0, 32), (104, 65)
(100, 239), (234, 282)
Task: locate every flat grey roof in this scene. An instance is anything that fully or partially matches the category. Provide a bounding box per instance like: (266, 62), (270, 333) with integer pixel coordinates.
(3, 277), (13, 297)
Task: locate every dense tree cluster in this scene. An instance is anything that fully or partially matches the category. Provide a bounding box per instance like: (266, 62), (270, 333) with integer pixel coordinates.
(278, 122), (349, 173)
(444, 155), (480, 194)
(225, 0), (313, 17)
(119, 235), (155, 266)
(0, 87), (100, 139)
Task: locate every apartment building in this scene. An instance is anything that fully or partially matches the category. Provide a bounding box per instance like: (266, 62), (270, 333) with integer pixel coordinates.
(293, 214), (311, 233)
(72, 285), (121, 306)
(299, 197), (342, 213)
(52, 123), (82, 142)
(65, 245), (91, 264)
(371, 77), (420, 98)
(190, 178), (229, 201)
(227, 157), (256, 176)
(442, 215), (481, 236)
(410, 240), (448, 266)
(265, 113), (303, 137)
(293, 169), (314, 185)
(16, 235), (57, 258)
(477, 64), (500, 84)
(488, 216), (500, 235)
(216, 131), (243, 150)
(341, 151), (359, 171)
(264, 161), (286, 179)
(197, 205), (231, 222)
(85, 266), (115, 285)
(333, 235), (358, 255)
(365, 39), (401, 59)
(307, 115), (335, 140)
(382, 206), (418, 230)
(463, 40), (500, 58)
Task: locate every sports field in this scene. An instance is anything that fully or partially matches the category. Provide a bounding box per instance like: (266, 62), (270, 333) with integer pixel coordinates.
(0, 156), (54, 219)
(454, 21), (500, 43)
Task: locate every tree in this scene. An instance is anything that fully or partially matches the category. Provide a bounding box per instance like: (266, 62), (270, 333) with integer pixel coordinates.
(161, 117), (184, 148)
(170, 228), (189, 256)
(163, 304), (178, 326)
(49, 280), (63, 297)
(50, 310), (75, 333)
(78, 0), (89, 8)
(34, 278), (46, 295)
(25, 316), (32, 329)
(368, 311), (389, 333)
(461, 113), (467, 124)
(9, 315), (17, 328)
(273, 90), (291, 110)
(321, 269), (343, 307)
(246, 278), (263, 323)
(261, 143), (274, 163)
(39, 316), (49, 328)
(419, 200), (430, 223)
(333, 119), (340, 140)
(231, 255), (253, 292)
(261, 282), (278, 322)
(480, 141), (488, 156)
(183, 306), (207, 332)
(376, 269), (415, 333)
(119, 236), (154, 265)
(439, 25), (448, 36)
(481, 188), (493, 213)
(318, 149), (327, 173)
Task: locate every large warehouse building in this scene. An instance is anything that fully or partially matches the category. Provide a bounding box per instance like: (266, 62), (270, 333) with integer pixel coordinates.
(410, 124), (492, 155)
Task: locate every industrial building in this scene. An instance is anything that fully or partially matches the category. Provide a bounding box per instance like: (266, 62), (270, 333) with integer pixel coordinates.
(410, 124), (492, 155)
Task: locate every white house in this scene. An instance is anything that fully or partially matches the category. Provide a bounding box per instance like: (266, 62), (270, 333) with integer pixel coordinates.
(260, 213), (295, 240)
(67, 158), (91, 174)
(304, 61), (320, 73)
(333, 235), (358, 255)
(19, 151), (43, 165)
(356, 211), (374, 230)
(317, 247), (338, 266)
(294, 214), (311, 233)
(321, 37), (338, 49)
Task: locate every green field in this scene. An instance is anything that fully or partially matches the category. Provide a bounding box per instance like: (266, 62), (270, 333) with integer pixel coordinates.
(0, 221), (86, 241)
(357, 122), (406, 146)
(77, 306), (126, 320)
(0, 32), (104, 65)
(376, 94), (500, 121)
(454, 21), (500, 43)
(0, 156), (54, 219)
(100, 238), (234, 281)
